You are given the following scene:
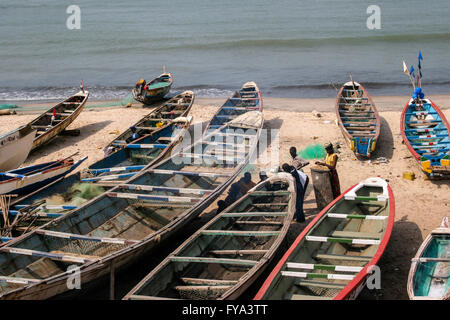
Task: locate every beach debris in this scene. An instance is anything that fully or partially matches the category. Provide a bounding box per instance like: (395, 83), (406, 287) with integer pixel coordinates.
(108, 130), (120, 135)
(402, 171), (415, 181)
(369, 157), (390, 165)
(323, 120), (331, 124)
(312, 110), (321, 118)
(0, 109), (16, 116)
(125, 103), (132, 108)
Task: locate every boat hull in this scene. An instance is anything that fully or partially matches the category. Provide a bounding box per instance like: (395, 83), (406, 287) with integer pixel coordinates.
(400, 98), (450, 178)
(0, 158), (86, 196)
(0, 126), (36, 172)
(336, 82), (380, 158)
(407, 221), (450, 300)
(30, 91), (89, 151)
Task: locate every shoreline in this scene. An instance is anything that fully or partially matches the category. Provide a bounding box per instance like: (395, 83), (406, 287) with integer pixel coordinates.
(3, 93), (450, 114)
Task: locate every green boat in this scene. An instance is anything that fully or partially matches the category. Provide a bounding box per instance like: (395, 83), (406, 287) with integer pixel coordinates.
(123, 172), (296, 300)
(407, 217), (450, 300)
(133, 73), (173, 105)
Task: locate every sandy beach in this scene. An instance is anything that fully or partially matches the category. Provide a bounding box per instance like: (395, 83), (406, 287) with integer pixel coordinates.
(1, 94), (449, 300)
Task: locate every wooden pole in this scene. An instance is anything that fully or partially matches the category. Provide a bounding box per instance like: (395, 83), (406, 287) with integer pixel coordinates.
(110, 260), (115, 300)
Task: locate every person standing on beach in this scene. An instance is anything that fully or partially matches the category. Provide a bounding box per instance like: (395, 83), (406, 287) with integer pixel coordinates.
(290, 146), (309, 171)
(315, 143), (341, 199)
(282, 163), (309, 223)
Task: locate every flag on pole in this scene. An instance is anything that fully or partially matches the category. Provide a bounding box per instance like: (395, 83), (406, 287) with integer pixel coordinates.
(403, 61), (409, 75)
(418, 52), (423, 78)
(410, 66), (415, 78)
(80, 80), (85, 93)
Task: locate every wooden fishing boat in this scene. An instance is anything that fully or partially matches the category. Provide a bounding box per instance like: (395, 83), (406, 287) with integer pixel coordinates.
(0, 125), (36, 172)
(106, 90), (194, 154)
(123, 173), (295, 300)
(204, 81), (262, 133)
(336, 81), (380, 157)
(254, 177), (395, 300)
(0, 84), (263, 300)
(132, 73), (173, 105)
(400, 95), (450, 178)
(28, 88), (89, 151)
(0, 156), (86, 196)
(0, 111), (194, 240)
(407, 217), (450, 300)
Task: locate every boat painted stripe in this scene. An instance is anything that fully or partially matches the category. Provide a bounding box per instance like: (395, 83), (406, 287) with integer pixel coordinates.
(0, 276), (40, 284)
(286, 262), (363, 273)
(281, 271), (355, 281)
(1, 237), (13, 242)
(407, 120), (440, 124)
(88, 165), (146, 174)
(2, 210), (66, 218)
(306, 236), (381, 245)
(170, 256), (257, 266)
(116, 144), (168, 149)
(327, 213), (387, 220)
(405, 111), (438, 116)
(221, 212), (288, 217)
(177, 153), (244, 162)
(201, 230), (280, 236)
(81, 172), (136, 182)
(107, 192), (201, 203)
(35, 229), (137, 245)
(0, 247), (94, 264)
(404, 128), (448, 133)
(12, 204), (77, 210)
(113, 184), (212, 195)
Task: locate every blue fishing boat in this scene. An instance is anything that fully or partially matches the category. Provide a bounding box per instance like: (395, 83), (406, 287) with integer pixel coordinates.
(0, 83), (263, 300)
(0, 156), (86, 196)
(205, 81), (262, 133)
(105, 91), (194, 154)
(400, 89), (450, 178)
(407, 217), (450, 300)
(336, 81), (380, 158)
(132, 73), (173, 105)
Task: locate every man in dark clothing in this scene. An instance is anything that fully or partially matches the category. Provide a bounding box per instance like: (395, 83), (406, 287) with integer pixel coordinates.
(282, 163), (309, 223)
(290, 146), (309, 170)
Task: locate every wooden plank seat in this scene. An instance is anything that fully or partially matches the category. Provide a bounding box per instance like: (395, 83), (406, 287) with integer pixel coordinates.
(180, 278), (238, 285)
(170, 256), (258, 266)
(45, 112), (72, 116)
(0, 247), (99, 264)
(201, 230), (280, 236)
(313, 253), (372, 262)
(34, 229), (139, 245)
(295, 279), (347, 290)
(156, 137), (173, 142)
(221, 212), (288, 217)
(208, 249), (269, 255)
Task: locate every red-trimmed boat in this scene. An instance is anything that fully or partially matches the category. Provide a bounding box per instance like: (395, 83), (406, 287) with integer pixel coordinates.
(254, 177), (395, 300)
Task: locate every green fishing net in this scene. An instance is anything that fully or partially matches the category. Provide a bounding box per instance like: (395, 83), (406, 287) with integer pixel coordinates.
(0, 104), (22, 110)
(69, 183), (105, 205)
(298, 144), (326, 160)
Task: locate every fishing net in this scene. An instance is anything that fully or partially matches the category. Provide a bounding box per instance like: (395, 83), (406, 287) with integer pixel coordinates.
(0, 104), (22, 110)
(298, 144), (327, 160)
(45, 237), (128, 257)
(69, 183), (105, 204)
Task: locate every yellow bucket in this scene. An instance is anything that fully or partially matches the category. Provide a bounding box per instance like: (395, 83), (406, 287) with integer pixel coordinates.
(402, 171), (415, 181)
